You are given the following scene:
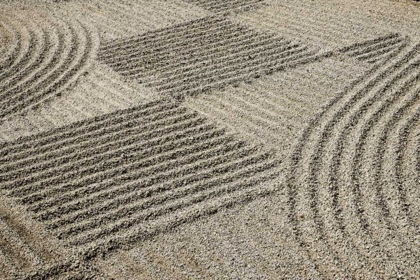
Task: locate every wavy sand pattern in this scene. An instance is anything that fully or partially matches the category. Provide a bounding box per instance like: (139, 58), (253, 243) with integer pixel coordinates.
(0, 0), (419, 279)
(0, 4), (99, 121)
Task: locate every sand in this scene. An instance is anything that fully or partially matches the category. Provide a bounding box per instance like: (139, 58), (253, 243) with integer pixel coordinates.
(0, 0), (419, 279)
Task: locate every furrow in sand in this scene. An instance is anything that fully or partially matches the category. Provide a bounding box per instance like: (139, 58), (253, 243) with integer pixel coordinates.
(402, 123), (420, 227)
(68, 0), (207, 40)
(5, 113), (204, 196)
(1, 11), (78, 102)
(0, 120), (214, 183)
(107, 31), (276, 75)
(79, 175), (278, 259)
(359, 84), (420, 257)
(114, 33), (280, 79)
(235, 1), (398, 52)
(379, 95), (420, 260)
(66, 163), (277, 247)
(397, 115), (420, 230)
(346, 36), (404, 57)
(0, 7), (98, 120)
(285, 42), (408, 276)
(0, 20), (48, 95)
(102, 22), (274, 75)
(0, 15), (35, 83)
(235, 8), (335, 49)
(1, 109), (188, 175)
(339, 34), (410, 65)
(68, 156), (277, 247)
(175, 44), (309, 84)
(142, 40), (301, 88)
(0, 20), (98, 119)
(286, 40), (420, 277)
(34, 133), (240, 220)
(325, 54), (420, 275)
(150, 46), (313, 91)
(0, 21), (66, 105)
(0, 18), (20, 69)
(44, 140), (253, 229)
(0, 100), (279, 256)
(4, 16), (78, 99)
(0, 26), (70, 116)
(85, 68), (138, 106)
(0, 196), (74, 279)
(18, 125), (225, 205)
(99, 0), (166, 29)
(352, 65), (420, 216)
(81, 1), (141, 35)
(100, 16), (227, 53)
(207, 93), (296, 140)
(146, 37), (290, 77)
(201, 0), (264, 15)
(185, 56), (365, 154)
(0, 100), (174, 160)
(340, 50), (419, 208)
(99, 18), (239, 63)
(366, 46), (405, 65)
(53, 147), (262, 228)
(0, 105), (186, 174)
(20, 131), (231, 208)
(266, 1), (396, 46)
(226, 84), (307, 128)
(249, 6), (352, 48)
(129, 43), (303, 89)
(351, 48), (418, 271)
(0, 221), (40, 274)
(160, 49), (323, 98)
(356, 43), (404, 63)
(339, 33), (401, 53)
(100, 16), (322, 98)
(184, 0), (264, 14)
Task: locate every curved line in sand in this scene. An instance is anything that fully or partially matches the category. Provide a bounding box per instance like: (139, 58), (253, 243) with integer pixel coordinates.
(287, 41), (420, 277)
(0, 7), (99, 121)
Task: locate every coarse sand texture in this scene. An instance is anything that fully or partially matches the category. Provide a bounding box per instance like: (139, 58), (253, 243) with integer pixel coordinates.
(0, 0), (419, 279)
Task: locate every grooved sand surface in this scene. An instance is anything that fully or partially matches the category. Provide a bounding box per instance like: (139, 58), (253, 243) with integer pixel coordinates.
(1, 0), (420, 279)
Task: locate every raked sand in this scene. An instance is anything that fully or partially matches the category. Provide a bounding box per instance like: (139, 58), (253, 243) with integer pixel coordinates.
(0, 0), (420, 279)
